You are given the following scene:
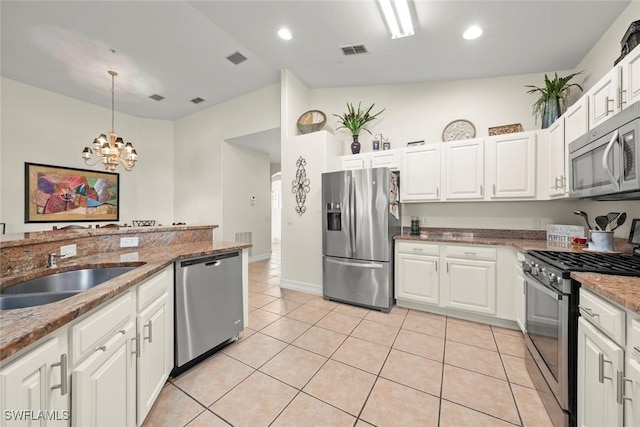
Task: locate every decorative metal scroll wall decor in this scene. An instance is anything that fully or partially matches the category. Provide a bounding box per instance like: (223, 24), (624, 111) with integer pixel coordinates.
(292, 156), (310, 216)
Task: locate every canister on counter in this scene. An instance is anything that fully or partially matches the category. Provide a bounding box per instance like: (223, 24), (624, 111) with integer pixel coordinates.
(410, 217), (420, 235)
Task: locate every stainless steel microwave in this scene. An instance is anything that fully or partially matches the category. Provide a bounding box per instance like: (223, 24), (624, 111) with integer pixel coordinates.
(569, 101), (640, 200)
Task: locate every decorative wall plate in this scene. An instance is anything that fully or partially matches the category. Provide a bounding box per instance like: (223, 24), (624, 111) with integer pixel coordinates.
(442, 119), (476, 141)
(297, 110), (326, 134)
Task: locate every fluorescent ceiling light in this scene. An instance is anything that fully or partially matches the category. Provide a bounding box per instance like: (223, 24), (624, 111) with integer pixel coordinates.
(378, 0), (414, 39)
(463, 26), (483, 40)
(278, 28), (292, 40)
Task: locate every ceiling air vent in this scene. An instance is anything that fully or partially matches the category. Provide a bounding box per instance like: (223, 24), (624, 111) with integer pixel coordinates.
(341, 44), (368, 56)
(226, 51), (248, 65)
(190, 97), (205, 104)
(149, 94), (165, 101)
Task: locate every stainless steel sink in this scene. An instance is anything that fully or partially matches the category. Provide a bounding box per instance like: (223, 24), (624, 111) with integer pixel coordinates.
(1, 267), (137, 295)
(0, 291), (82, 310)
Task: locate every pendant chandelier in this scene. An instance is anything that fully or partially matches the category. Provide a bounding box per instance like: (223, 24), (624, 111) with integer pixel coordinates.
(82, 70), (138, 171)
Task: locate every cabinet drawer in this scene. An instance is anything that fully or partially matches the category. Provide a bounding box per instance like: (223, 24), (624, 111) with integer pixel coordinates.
(137, 268), (170, 311)
(396, 241), (439, 256)
(630, 318), (640, 361)
(579, 288), (625, 346)
(69, 290), (135, 366)
(444, 245), (496, 261)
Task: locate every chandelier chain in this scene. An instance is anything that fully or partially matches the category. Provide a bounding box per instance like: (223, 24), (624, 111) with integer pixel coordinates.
(111, 72), (115, 133)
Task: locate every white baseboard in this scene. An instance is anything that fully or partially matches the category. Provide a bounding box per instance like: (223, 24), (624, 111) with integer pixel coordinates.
(249, 253), (271, 263)
(279, 279), (322, 295)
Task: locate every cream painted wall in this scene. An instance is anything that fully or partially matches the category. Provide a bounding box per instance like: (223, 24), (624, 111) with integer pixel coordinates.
(575, 1), (640, 91)
(0, 77), (174, 234)
(222, 142), (271, 258)
(172, 83), (280, 239)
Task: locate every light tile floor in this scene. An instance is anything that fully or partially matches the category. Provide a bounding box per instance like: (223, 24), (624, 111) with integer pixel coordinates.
(143, 245), (554, 427)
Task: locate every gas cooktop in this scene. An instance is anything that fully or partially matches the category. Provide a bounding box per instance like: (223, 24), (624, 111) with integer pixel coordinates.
(526, 250), (640, 277)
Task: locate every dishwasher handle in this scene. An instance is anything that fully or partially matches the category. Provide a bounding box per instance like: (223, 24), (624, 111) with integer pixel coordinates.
(179, 251), (239, 268)
(205, 261), (221, 267)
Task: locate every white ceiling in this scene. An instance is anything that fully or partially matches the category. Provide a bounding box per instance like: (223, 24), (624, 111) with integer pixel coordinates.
(0, 1), (630, 162)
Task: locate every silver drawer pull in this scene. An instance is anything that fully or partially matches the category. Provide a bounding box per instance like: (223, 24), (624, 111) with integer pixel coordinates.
(144, 321), (153, 343)
(412, 248), (424, 252)
(634, 346), (640, 356)
(605, 96), (614, 115)
(623, 377), (634, 402)
(463, 252), (476, 256)
(580, 307), (599, 318)
(599, 353), (613, 383)
(132, 334), (140, 358)
(96, 345), (107, 352)
(119, 329), (126, 335)
(617, 370), (624, 404)
(50, 353), (68, 396)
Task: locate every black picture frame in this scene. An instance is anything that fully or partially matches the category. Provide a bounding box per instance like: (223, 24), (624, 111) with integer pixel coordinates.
(628, 218), (640, 245)
(25, 162), (120, 223)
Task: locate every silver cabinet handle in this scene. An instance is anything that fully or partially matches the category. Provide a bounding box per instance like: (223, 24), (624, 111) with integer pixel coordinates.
(436, 187), (439, 198)
(435, 261), (438, 272)
(634, 346), (640, 356)
(605, 96), (614, 115)
(96, 345), (107, 352)
(50, 353), (68, 396)
(492, 183), (496, 195)
(480, 185), (483, 196)
(144, 321), (153, 343)
(412, 247), (424, 252)
(623, 377), (634, 402)
(619, 87), (627, 108)
(580, 306), (600, 318)
(446, 262), (449, 273)
(132, 333), (140, 358)
(617, 370), (624, 404)
(599, 353), (613, 383)
(119, 329), (126, 335)
(561, 175), (566, 189)
(463, 252), (476, 256)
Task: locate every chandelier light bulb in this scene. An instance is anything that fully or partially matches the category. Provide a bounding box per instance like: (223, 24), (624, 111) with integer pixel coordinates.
(463, 25), (483, 40)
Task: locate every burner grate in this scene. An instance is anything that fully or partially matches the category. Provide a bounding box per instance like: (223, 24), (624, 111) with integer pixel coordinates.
(528, 250), (640, 277)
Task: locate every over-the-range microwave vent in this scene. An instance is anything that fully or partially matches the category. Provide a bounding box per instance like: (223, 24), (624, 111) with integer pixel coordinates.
(226, 51), (248, 65)
(341, 44), (369, 56)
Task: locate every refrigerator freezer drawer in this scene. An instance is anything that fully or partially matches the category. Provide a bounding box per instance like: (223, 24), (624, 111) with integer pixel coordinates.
(323, 256), (393, 312)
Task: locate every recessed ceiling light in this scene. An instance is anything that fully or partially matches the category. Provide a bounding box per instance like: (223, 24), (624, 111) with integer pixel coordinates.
(278, 28), (292, 40)
(463, 26), (483, 40)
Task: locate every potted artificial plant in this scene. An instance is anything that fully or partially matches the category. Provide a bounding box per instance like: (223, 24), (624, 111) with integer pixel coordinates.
(334, 102), (384, 154)
(525, 71), (584, 129)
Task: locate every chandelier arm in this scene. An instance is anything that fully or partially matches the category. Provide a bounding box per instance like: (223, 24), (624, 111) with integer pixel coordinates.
(84, 158), (102, 167)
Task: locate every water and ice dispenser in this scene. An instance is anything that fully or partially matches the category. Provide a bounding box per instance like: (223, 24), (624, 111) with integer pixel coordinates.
(326, 202), (342, 231)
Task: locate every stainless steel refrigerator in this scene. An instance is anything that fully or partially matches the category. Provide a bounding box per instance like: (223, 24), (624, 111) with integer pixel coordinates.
(322, 167), (400, 312)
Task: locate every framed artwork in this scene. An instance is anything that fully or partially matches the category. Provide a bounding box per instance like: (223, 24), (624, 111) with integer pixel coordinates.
(629, 218), (640, 245)
(25, 162), (119, 223)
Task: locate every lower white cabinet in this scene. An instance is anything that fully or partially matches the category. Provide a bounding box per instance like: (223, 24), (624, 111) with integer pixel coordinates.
(515, 252), (526, 333)
(442, 257), (496, 315)
(395, 242), (439, 305)
(72, 322), (136, 427)
(0, 333), (69, 427)
(625, 358), (640, 427)
(577, 316), (624, 427)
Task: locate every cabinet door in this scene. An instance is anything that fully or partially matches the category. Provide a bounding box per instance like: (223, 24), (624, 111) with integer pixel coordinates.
(625, 358), (640, 427)
(486, 132), (536, 199)
(588, 67), (621, 129)
(72, 322), (136, 427)
(442, 258), (496, 315)
(0, 337), (69, 427)
(137, 292), (170, 426)
(515, 270), (526, 334)
(548, 119), (566, 197)
(400, 145), (441, 201)
(445, 139), (484, 200)
(340, 155), (368, 170)
(395, 253), (439, 305)
(577, 317), (624, 427)
(565, 96), (589, 145)
(370, 150), (399, 170)
(620, 47), (640, 109)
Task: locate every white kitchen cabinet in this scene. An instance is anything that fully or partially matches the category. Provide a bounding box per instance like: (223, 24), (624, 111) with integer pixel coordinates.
(339, 154), (368, 170)
(577, 316), (624, 427)
(72, 322), (136, 427)
(400, 144), (441, 201)
(625, 358), (640, 427)
(588, 67), (621, 130)
(137, 291), (171, 425)
(370, 150), (400, 170)
(395, 242), (440, 305)
(548, 118), (567, 197)
(565, 96), (589, 145)
(0, 333), (69, 427)
(486, 132), (536, 199)
(441, 246), (496, 315)
(444, 138), (484, 200)
(619, 47), (640, 110)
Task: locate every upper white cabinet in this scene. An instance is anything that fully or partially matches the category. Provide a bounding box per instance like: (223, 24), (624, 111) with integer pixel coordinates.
(486, 132), (536, 199)
(548, 118), (566, 197)
(340, 154), (368, 170)
(619, 47), (640, 109)
(400, 144), (441, 201)
(370, 150), (400, 170)
(444, 138), (485, 200)
(588, 67), (621, 130)
(565, 96), (589, 145)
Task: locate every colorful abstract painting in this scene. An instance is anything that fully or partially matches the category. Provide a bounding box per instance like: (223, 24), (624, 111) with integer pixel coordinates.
(25, 163), (119, 222)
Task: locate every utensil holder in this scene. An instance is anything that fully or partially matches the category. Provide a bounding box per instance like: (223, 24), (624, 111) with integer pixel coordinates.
(588, 230), (615, 252)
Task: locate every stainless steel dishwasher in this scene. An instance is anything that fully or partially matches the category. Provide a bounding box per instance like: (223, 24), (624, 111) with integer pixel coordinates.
(173, 251), (243, 375)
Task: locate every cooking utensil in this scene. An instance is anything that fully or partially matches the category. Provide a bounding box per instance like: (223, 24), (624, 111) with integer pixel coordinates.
(606, 212), (620, 230)
(595, 215), (609, 231)
(573, 210), (593, 230)
(611, 212), (627, 231)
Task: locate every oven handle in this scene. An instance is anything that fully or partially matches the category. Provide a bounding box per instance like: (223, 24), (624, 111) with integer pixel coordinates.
(525, 275), (562, 301)
(602, 130), (620, 191)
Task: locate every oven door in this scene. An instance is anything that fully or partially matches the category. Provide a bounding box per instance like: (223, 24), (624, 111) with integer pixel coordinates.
(524, 274), (570, 410)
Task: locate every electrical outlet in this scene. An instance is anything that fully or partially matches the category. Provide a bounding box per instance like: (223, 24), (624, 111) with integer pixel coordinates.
(120, 252), (139, 262)
(120, 236), (139, 248)
(533, 219), (541, 229)
(60, 244), (76, 258)
(421, 217), (429, 226)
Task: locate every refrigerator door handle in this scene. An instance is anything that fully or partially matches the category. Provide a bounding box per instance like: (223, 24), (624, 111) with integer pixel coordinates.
(349, 175), (357, 253)
(326, 258), (384, 269)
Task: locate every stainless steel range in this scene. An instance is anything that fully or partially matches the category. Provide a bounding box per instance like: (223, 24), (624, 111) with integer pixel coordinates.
(523, 250), (640, 427)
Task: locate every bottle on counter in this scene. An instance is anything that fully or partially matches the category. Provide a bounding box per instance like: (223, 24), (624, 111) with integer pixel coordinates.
(410, 217), (420, 235)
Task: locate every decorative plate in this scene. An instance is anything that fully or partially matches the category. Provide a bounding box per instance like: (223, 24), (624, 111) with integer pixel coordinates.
(297, 110), (326, 134)
(442, 119), (476, 141)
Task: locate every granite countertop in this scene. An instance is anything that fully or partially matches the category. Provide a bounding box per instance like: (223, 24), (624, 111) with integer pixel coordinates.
(573, 272), (640, 315)
(0, 240), (250, 361)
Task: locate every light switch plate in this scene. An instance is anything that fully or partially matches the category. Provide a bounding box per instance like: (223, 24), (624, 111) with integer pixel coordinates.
(60, 244), (77, 258)
(120, 252), (139, 262)
(120, 236), (139, 248)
